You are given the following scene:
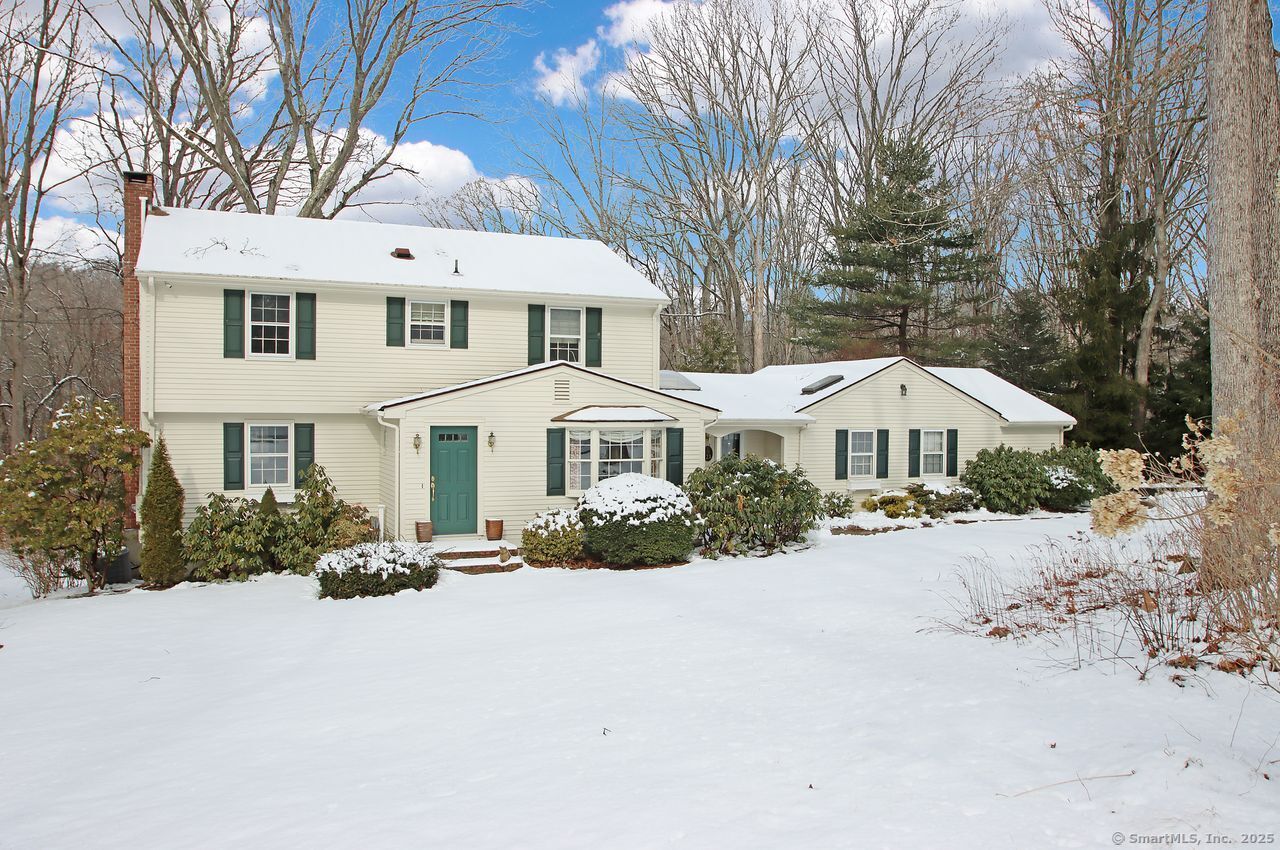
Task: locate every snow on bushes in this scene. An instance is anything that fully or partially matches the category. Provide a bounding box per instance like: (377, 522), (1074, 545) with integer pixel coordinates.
(314, 542), (441, 599)
(860, 484), (978, 520)
(578, 474), (696, 565)
(960, 445), (1113, 514)
(1038, 445), (1114, 512)
(521, 508), (585, 566)
(684, 455), (822, 556)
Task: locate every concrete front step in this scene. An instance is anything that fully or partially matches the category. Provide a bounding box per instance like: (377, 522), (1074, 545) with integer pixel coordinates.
(443, 555), (524, 575)
(435, 538), (520, 561)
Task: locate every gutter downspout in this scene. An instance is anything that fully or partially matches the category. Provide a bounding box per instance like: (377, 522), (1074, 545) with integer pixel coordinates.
(376, 410), (400, 541)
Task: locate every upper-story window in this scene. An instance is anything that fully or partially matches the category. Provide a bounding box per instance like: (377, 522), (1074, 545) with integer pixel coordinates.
(250, 293), (291, 356)
(409, 301), (446, 345)
(549, 307), (582, 362)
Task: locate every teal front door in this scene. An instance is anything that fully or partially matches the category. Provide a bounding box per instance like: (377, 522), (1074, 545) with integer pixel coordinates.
(430, 426), (478, 535)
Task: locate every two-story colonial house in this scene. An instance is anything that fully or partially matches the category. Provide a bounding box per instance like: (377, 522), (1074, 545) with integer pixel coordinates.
(121, 171), (1075, 546)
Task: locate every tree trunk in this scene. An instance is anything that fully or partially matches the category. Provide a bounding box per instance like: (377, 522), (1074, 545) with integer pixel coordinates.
(1133, 195), (1168, 431)
(1205, 0), (1280, 450)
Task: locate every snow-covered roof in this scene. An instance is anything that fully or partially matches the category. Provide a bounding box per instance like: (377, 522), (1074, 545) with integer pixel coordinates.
(664, 357), (1076, 426)
(135, 207), (668, 302)
(553, 405), (675, 423)
(365, 361), (720, 413)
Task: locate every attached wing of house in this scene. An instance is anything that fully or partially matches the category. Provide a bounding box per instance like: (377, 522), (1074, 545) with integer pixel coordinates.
(661, 357), (1075, 492)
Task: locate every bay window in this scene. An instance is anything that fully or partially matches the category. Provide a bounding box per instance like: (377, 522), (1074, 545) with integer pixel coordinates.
(568, 428), (665, 491)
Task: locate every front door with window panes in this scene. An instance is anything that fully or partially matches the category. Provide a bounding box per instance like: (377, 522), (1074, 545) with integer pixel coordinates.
(250, 294), (291, 355)
(549, 308), (582, 362)
(430, 427), (478, 535)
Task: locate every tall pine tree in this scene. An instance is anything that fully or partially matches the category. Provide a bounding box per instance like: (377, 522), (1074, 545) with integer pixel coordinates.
(139, 436), (187, 587)
(808, 139), (994, 360)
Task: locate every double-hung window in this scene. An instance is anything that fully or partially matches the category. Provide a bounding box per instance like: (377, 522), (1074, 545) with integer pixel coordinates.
(568, 429), (664, 491)
(549, 307), (582, 362)
(719, 432), (742, 459)
(409, 301), (446, 345)
(921, 429), (945, 475)
(248, 424), (290, 487)
(849, 430), (874, 477)
(250, 293), (291, 356)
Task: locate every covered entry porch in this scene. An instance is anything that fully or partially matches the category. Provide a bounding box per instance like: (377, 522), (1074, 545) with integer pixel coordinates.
(704, 421), (806, 467)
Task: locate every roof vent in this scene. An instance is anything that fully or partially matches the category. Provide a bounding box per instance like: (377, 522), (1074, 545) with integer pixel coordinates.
(390, 247), (414, 260)
(800, 374), (843, 395)
(452, 259), (462, 275)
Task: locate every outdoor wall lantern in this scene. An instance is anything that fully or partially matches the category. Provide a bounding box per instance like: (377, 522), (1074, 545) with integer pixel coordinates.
(900, 383), (908, 397)
(412, 433), (422, 453)
(488, 431), (497, 450)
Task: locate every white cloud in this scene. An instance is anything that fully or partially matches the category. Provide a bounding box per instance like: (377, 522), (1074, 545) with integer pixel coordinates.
(597, 0), (677, 47)
(533, 39), (602, 106)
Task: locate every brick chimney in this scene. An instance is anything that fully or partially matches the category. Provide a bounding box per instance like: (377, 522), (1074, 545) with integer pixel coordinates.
(121, 171), (154, 528)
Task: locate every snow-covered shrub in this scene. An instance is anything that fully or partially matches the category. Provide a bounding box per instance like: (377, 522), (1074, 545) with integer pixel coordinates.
(860, 492), (925, 519)
(904, 483), (978, 518)
(521, 508), (585, 566)
(1037, 445), (1114, 512)
(821, 491), (859, 519)
(960, 446), (1050, 515)
(314, 542), (441, 599)
(578, 474), (697, 565)
(684, 455), (822, 556)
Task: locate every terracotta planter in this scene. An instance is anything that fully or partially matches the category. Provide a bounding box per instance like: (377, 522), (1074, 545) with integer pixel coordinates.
(485, 519), (504, 541)
(415, 521), (433, 543)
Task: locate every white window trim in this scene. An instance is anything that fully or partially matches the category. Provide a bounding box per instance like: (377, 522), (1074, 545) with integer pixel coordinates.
(920, 428), (946, 477)
(848, 429), (875, 479)
(548, 306), (583, 363)
(408, 300), (449, 347)
(567, 426), (663, 495)
(246, 291), (295, 361)
(247, 422), (293, 495)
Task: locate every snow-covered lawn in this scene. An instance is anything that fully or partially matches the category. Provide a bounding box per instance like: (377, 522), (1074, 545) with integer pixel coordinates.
(2, 517), (1277, 849)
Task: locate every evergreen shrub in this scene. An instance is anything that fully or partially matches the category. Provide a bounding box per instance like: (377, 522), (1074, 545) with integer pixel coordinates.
(1038, 445), (1115, 512)
(579, 474), (696, 565)
(139, 437), (187, 586)
(315, 542), (440, 599)
(960, 446), (1050, 515)
(521, 508), (585, 566)
(821, 491), (860, 519)
(684, 455), (822, 555)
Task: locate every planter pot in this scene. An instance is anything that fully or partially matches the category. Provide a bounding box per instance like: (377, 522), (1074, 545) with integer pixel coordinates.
(485, 519), (504, 541)
(415, 521), (433, 543)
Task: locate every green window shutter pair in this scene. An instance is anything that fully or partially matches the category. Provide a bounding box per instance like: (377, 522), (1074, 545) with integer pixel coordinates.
(529, 305), (545, 365)
(908, 429), (922, 478)
(225, 290), (314, 358)
(665, 427), (684, 485)
(388, 297), (469, 348)
(223, 423), (314, 491)
(876, 429), (890, 479)
(530, 305), (602, 365)
(946, 429), (959, 477)
(547, 426), (682, 493)
(835, 430), (848, 480)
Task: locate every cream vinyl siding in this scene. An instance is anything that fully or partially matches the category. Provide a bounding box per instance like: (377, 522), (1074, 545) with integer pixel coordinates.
(145, 279), (661, 414)
(154, 413), (382, 524)
(797, 360), (1065, 493)
(383, 368), (714, 540)
(378, 424), (398, 538)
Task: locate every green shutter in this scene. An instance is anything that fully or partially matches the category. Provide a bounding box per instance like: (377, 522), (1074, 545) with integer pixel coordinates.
(294, 423), (315, 486)
(386, 297), (405, 347)
(585, 307), (602, 367)
(946, 428), (959, 477)
(223, 290), (244, 358)
(835, 430), (848, 480)
(908, 429), (921, 478)
(223, 423), (244, 490)
(546, 428), (565, 496)
(665, 427), (684, 485)
(876, 429), (890, 478)
(296, 293), (316, 360)
(450, 300), (469, 349)
(528, 305), (546, 365)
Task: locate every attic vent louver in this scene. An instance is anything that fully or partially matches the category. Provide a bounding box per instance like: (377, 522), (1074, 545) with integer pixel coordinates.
(800, 374), (843, 395)
(391, 247), (414, 260)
